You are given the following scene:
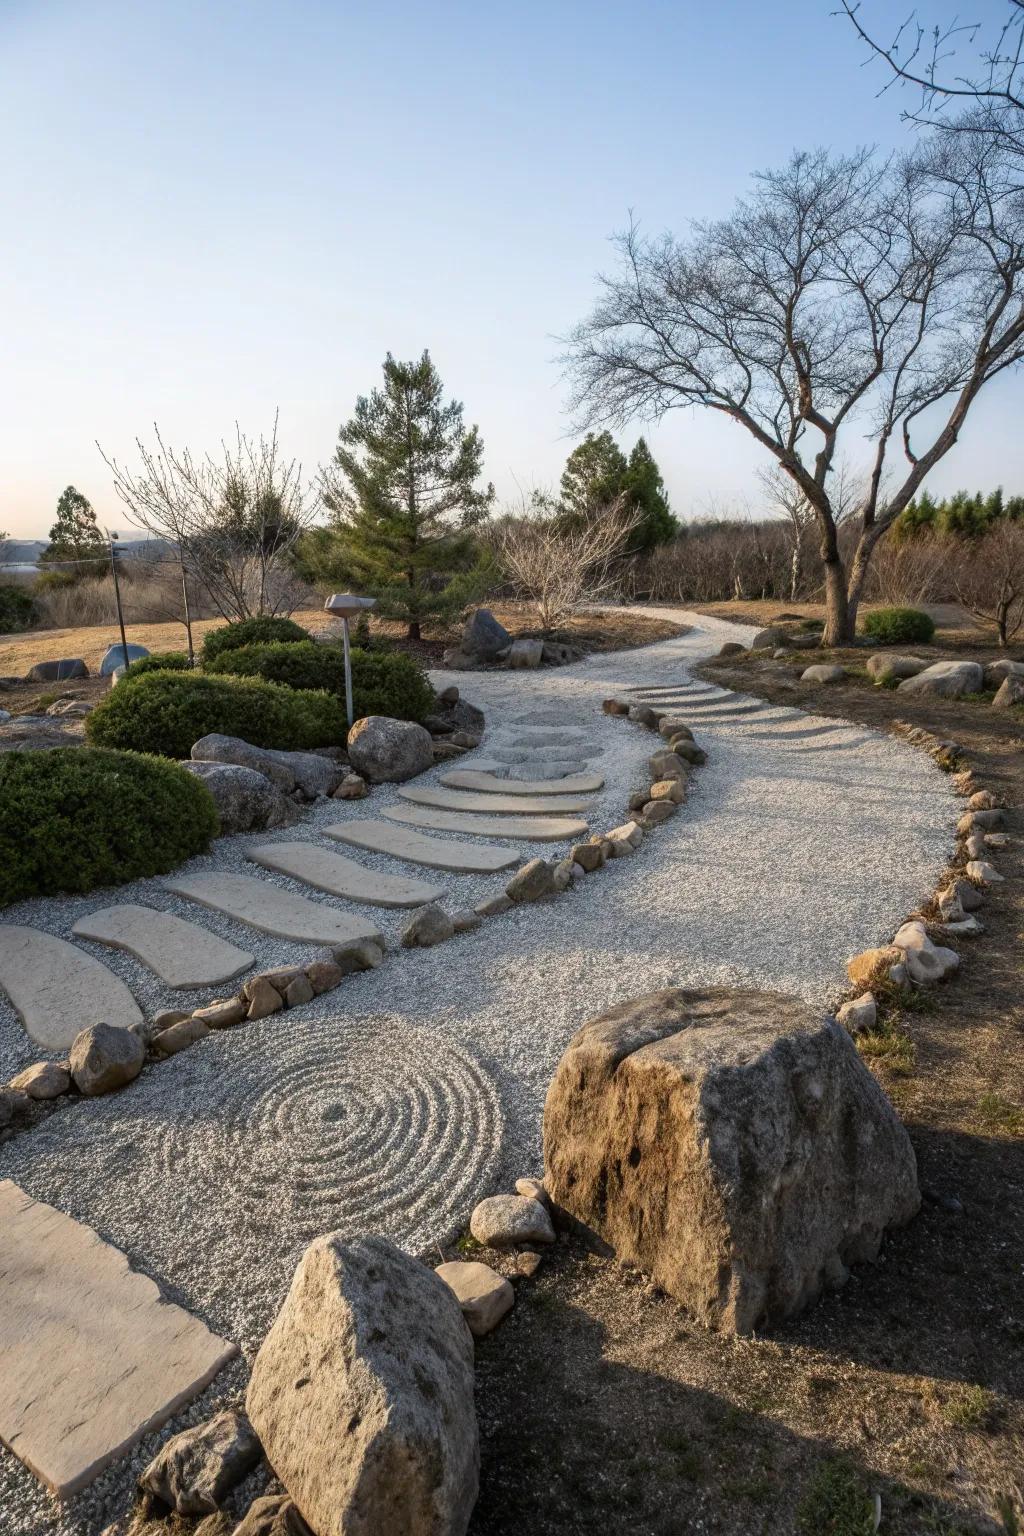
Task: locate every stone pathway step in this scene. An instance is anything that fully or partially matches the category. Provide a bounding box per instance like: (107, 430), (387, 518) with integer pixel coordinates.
(0, 926), (142, 1052)
(162, 872), (383, 946)
(398, 784), (594, 815)
(441, 768), (605, 795)
(384, 805), (588, 841)
(326, 819), (521, 873)
(504, 761), (593, 781)
(71, 905), (254, 990)
(0, 1180), (237, 1498)
(247, 842), (445, 909)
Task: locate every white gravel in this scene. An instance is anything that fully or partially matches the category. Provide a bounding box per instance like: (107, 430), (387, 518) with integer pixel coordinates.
(0, 608), (958, 1536)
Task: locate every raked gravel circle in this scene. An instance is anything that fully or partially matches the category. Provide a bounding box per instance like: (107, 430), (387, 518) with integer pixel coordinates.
(0, 607), (958, 1536)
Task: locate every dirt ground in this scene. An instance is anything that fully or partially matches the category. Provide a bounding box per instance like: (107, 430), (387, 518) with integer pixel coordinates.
(462, 614), (1023, 1536)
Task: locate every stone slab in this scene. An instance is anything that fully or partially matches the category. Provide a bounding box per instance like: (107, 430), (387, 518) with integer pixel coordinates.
(0, 1180), (237, 1498)
(0, 927), (142, 1052)
(441, 769), (605, 795)
(384, 805), (588, 841)
(325, 819), (521, 873)
(398, 785), (593, 815)
(71, 905), (254, 989)
(247, 842), (446, 909)
(161, 873), (383, 946)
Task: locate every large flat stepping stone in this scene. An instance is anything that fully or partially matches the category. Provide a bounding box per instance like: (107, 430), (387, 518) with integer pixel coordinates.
(384, 805), (588, 841)
(0, 1180), (237, 1498)
(162, 873), (382, 946)
(247, 842), (445, 908)
(398, 784), (593, 815)
(442, 769), (605, 795)
(504, 761), (592, 781)
(71, 905), (253, 989)
(0, 927), (142, 1052)
(326, 819), (521, 873)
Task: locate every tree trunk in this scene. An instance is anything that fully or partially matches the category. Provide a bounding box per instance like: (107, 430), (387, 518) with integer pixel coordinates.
(407, 618), (421, 641)
(789, 538), (802, 603)
(822, 558), (852, 646)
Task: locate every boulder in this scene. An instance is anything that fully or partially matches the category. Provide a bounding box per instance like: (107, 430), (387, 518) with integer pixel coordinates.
(717, 642), (746, 658)
(836, 993), (876, 1034)
(866, 653), (928, 682)
(606, 821), (643, 856)
(897, 660), (984, 698)
(0, 716), (85, 754)
(649, 778), (685, 804)
(469, 1195), (556, 1248)
(541, 640), (583, 666)
(182, 762), (299, 835)
(992, 676), (1024, 710)
(543, 987), (920, 1333)
(939, 878), (984, 917)
(648, 750), (686, 781)
(657, 718), (694, 741)
(190, 735), (343, 798)
(641, 800), (675, 825)
(628, 704), (661, 727)
(571, 842), (605, 873)
(100, 642), (150, 676)
(749, 628), (788, 651)
(232, 1494), (311, 1536)
(434, 1262), (514, 1338)
(475, 893), (513, 917)
(461, 608), (511, 661)
(332, 938), (386, 974)
(8, 1060), (71, 1100)
(451, 909), (482, 934)
(193, 997), (248, 1028)
(891, 920), (959, 984)
(801, 664), (846, 684)
(966, 859), (1003, 885)
(400, 904), (456, 948)
(0, 1087), (31, 1130)
(505, 858), (559, 903)
(246, 1234), (478, 1536)
(69, 1022), (145, 1096)
(508, 638), (544, 670)
(347, 716), (434, 783)
(333, 772), (368, 800)
(983, 658), (1024, 688)
(152, 1017), (211, 1056)
(306, 959), (344, 995)
(672, 741), (707, 765)
(27, 658), (88, 682)
(602, 698), (629, 716)
(139, 1409), (262, 1515)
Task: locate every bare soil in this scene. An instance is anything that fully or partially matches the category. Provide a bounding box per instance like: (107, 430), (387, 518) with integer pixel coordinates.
(462, 617), (1024, 1536)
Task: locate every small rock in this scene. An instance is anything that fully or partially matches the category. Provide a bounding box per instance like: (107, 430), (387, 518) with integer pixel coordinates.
(965, 859), (1003, 885)
(469, 1195), (556, 1248)
(152, 1008), (190, 1031)
(8, 1060), (71, 1099)
(939, 878), (984, 916)
(937, 916), (984, 938)
(641, 800), (676, 825)
(69, 1023), (145, 1096)
(965, 833), (987, 859)
(648, 750), (686, 781)
(602, 698), (630, 716)
(658, 718), (694, 741)
(606, 821), (643, 857)
(152, 1017), (211, 1056)
(508, 638), (544, 669)
(992, 675), (1024, 709)
(836, 993), (876, 1034)
(968, 790), (999, 810)
(450, 730), (481, 749)
(749, 627), (788, 650)
(475, 893), (513, 917)
(331, 938), (385, 974)
(892, 920), (959, 983)
(434, 1261), (514, 1338)
(628, 704), (661, 727)
(571, 842), (605, 872)
(628, 788), (649, 813)
(244, 980), (284, 1021)
(552, 858), (575, 891)
(846, 946), (903, 989)
(400, 904), (456, 948)
(506, 858), (559, 903)
(866, 653), (927, 682)
(985, 833), (1010, 847)
(958, 808), (1005, 833)
(515, 1177), (547, 1203)
(650, 777), (685, 804)
(439, 685), (460, 704)
(332, 773), (368, 800)
(139, 1408), (262, 1515)
(801, 664), (846, 683)
(284, 974), (315, 1009)
(672, 741), (707, 765)
(513, 1250), (543, 1278)
(0, 1087), (32, 1128)
(451, 909), (482, 934)
(193, 997), (248, 1029)
(305, 960), (344, 995)
(232, 1494), (311, 1536)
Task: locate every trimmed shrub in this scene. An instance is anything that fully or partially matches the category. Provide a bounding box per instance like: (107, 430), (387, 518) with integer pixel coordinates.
(0, 583), (35, 633)
(86, 670), (345, 759)
(201, 615), (308, 666)
(862, 607), (936, 645)
(207, 641), (435, 721)
(0, 747), (219, 906)
(124, 651), (193, 678)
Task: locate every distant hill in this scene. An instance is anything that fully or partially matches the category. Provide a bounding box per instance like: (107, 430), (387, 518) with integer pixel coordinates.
(1, 534), (173, 571)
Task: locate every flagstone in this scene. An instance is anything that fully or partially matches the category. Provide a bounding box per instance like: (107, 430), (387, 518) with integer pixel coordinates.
(161, 873), (382, 946)
(71, 905), (254, 989)
(398, 785), (593, 815)
(0, 1180), (237, 1498)
(0, 927), (142, 1052)
(384, 805), (588, 841)
(247, 842), (445, 908)
(325, 819), (521, 873)
(441, 769), (605, 795)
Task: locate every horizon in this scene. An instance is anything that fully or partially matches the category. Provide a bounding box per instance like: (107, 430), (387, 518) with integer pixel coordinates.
(2, 0), (1022, 541)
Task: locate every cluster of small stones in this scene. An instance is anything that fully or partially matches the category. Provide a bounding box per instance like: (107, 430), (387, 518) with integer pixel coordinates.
(840, 728), (1011, 1034)
(442, 608), (585, 672)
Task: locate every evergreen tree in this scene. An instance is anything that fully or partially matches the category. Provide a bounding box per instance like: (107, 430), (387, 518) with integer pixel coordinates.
(320, 352), (494, 639)
(621, 438), (677, 548)
(43, 485), (106, 570)
(559, 431), (675, 551)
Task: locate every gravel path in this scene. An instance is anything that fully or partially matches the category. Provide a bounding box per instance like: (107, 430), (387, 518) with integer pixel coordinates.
(0, 608), (958, 1536)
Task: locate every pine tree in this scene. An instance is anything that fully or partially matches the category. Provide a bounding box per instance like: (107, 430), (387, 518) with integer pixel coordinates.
(321, 352), (494, 639)
(42, 485), (106, 574)
(559, 432), (675, 551)
(621, 438), (676, 548)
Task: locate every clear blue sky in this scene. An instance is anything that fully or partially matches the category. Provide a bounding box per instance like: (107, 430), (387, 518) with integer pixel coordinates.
(2, 0), (1020, 539)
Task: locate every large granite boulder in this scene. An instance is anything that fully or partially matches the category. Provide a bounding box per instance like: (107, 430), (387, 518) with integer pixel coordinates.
(543, 987), (920, 1335)
(246, 1234), (477, 1536)
(347, 715), (433, 783)
(993, 675), (1024, 710)
(190, 735), (343, 798)
(865, 654), (928, 682)
(897, 660), (984, 697)
(461, 608), (511, 661)
(182, 762), (300, 834)
(26, 658), (88, 682)
(100, 642), (150, 676)
(69, 1023), (145, 1096)
(0, 716), (84, 753)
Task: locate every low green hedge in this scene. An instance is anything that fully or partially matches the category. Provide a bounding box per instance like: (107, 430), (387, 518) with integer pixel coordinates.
(85, 670), (345, 759)
(0, 583), (35, 633)
(862, 607), (935, 645)
(201, 615), (308, 665)
(206, 641), (435, 721)
(0, 747), (219, 906)
(124, 651), (193, 678)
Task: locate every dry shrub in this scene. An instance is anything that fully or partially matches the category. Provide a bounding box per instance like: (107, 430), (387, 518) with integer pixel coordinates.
(489, 498), (642, 630)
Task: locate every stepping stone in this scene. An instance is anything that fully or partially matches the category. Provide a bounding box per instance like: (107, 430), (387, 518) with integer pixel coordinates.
(162, 873), (383, 946)
(71, 905), (254, 989)
(326, 819), (521, 873)
(384, 806), (588, 841)
(0, 927), (142, 1052)
(488, 747), (594, 768)
(247, 842), (445, 909)
(398, 785), (593, 815)
(504, 761), (591, 781)
(441, 769), (605, 795)
(0, 1180), (237, 1498)
(498, 729), (584, 748)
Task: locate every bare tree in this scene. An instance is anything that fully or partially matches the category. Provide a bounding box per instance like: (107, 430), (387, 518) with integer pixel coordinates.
(566, 134), (1024, 644)
(489, 494), (642, 631)
(100, 414), (319, 645)
(866, 529), (950, 606)
(758, 462), (861, 602)
(953, 520), (1024, 643)
(839, 3), (1023, 120)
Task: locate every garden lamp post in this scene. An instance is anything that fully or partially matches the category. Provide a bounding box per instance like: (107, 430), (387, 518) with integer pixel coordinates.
(324, 593), (377, 728)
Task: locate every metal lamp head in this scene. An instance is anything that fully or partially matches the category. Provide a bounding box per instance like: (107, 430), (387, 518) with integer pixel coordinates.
(324, 593), (377, 619)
